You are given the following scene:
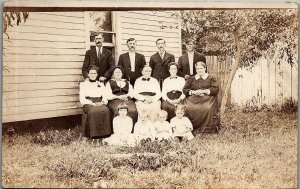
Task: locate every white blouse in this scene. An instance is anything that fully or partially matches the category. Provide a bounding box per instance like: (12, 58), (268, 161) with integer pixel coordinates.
(79, 80), (108, 105)
(133, 76), (161, 101)
(162, 76), (186, 101)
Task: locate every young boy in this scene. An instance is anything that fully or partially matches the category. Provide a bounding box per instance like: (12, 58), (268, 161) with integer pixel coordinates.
(153, 110), (172, 141)
(170, 105), (194, 141)
(133, 110), (155, 143)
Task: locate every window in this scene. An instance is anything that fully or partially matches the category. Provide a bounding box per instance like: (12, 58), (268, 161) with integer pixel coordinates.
(84, 11), (116, 54)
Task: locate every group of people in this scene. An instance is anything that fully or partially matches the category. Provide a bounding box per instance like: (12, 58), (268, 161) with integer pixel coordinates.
(80, 33), (219, 146)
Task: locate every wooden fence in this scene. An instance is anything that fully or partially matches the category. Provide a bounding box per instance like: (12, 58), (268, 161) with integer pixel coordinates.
(206, 56), (298, 108)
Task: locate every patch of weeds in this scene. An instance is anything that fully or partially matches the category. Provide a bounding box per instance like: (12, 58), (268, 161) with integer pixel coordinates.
(280, 98), (298, 113)
(31, 127), (81, 146)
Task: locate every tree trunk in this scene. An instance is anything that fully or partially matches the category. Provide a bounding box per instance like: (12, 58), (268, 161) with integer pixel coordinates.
(220, 28), (241, 117)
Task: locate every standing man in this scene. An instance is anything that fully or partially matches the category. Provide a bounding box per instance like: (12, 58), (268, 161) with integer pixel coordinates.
(149, 38), (175, 88)
(118, 38), (146, 86)
(82, 33), (115, 82)
(178, 39), (206, 80)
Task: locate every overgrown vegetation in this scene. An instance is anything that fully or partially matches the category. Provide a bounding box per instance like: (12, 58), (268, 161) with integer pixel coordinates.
(2, 109), (297, 188)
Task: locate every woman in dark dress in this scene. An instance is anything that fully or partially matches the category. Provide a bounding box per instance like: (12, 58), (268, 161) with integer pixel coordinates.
(183, 61), (219, 133)
(106, 66), (138, 124)
(79, 65), (112, 138)
(161, 62), (186, 121)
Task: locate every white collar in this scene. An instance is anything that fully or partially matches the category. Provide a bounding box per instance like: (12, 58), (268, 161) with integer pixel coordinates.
(187, 51), (194, 55)
(96, 46), (102, 52)
(195, 73), (209, 80)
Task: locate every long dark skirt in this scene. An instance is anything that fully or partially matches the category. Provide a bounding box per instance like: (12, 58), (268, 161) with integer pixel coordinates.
(161, 100), (176, 121)
(107, 99), (138, 124)
(185, 95), (219, 133)
(83, 104), (112, 138)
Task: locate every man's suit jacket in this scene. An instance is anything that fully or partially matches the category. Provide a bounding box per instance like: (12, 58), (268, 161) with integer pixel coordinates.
(178, 51), (206, 77)
(118, 52), (146, 85)
(82, 47), (114, 79)
(149, 52), (175, 81)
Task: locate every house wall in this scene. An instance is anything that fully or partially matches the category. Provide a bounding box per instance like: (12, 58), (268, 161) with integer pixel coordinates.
(115, 11), (182, 63)
(3, 12), (86, 123)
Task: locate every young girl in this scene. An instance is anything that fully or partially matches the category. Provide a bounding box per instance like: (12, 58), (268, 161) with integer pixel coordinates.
(170, 104), (194, 141)
(133, 110), (155, 143)
(103, 103), (136, 147)
(153, 110), (172, 141)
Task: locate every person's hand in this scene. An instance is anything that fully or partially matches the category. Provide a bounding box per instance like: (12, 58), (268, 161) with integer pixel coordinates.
(184, 75), (190, 80)
(94, 102), (104, 106)
(144, 96), (153, 103)
(119, 95), (128, 101)
(194, 89), (205, 96)
(99, 77), (106, 82)
(173, 99), (180, 104)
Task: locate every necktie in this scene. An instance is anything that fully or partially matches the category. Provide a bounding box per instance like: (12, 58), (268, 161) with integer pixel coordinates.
(142, 78), (150, 81)
(97, 48), (101, 60)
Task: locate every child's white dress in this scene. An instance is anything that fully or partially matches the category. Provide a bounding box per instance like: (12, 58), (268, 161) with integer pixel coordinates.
(170, 117), (194, 140)
(133, 120), (155, 142)
(153, 121), (172, 140)
(103, 116), (136, 147)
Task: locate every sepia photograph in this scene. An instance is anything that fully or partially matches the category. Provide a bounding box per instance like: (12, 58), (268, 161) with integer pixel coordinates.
(2, 0), (298, 188)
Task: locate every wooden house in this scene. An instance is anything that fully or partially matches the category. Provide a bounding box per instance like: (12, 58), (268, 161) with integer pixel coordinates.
(3, 11), (182, 123)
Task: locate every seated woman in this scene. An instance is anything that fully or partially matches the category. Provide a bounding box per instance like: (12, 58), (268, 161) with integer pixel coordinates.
(79, 65), (112, 139)
(134, 65), (161, 123)
(183, 61), (219, 133)
(106, 66), (138, 124)
(161, 62), (186, 121)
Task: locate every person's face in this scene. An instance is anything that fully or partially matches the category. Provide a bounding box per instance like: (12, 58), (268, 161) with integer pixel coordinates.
(176, 110), (184, 119)
(156, 40), (166, 52)
(158, 113), (167, 123)
(195, 64), (206, 76)
(95, 34), (104, 48)
(142, 66), (152, 78)
(139, 114), (148, 123)
(88, 69), (98, 80)
(186, 41), (195, 52)
(113, 68), (123, 80)
(118, 108), (128, 117)
(169, 65), (178, 76)
(127, 40), (136, 52)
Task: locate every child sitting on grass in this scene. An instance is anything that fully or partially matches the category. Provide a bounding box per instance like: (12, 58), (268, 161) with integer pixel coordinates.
(133, 110), (155, 144)
(103, 103), (136, 147)
(153, 110), (172, 141)
(170, 104), (194, 142)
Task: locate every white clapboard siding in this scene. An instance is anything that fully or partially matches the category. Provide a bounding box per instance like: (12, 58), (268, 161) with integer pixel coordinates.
(3, 95), (79, 108)
(4, 39), (85, 49)
(3, 68), (81, 76)
(3, 82), (79, 92)
(2, 108), (83, 123)
(3, 89), (80, 100)
(230, 57), (298, 106)
(3, 101), (82, 116)
(3, 54), (84, 62)
(3, 75), (83, 84)
(116, 11), (181, 63)
(3, 61), (83, 69)
(3, 12), (85, 123)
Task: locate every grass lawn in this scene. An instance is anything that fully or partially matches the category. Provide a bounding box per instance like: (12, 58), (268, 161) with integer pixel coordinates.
(2, 109), (297, 188)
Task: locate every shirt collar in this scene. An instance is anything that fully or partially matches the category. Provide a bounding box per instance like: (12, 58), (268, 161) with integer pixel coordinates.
(96, 46), (102, 53)
(195, 73), (209, 80)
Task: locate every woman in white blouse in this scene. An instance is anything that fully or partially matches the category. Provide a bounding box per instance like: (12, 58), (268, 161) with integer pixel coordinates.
(106, 66), (138, 124)
(134, 65), (161, 123)
(79, 65), (112, 138)
(161, 62), (186, 121)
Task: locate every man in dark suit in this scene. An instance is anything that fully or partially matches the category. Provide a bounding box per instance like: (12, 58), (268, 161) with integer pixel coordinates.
(118, 38), (146, 86)
(149, 38), (175, 88)
(82, 33), (115, 81)
(178, 39), (206, 80)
